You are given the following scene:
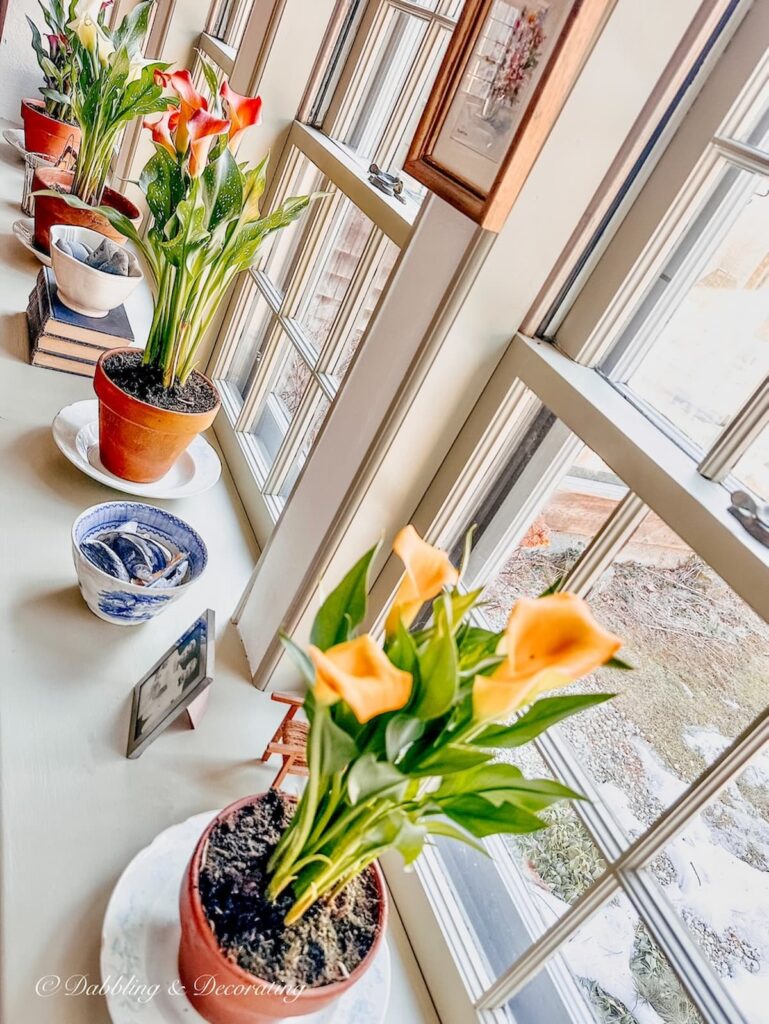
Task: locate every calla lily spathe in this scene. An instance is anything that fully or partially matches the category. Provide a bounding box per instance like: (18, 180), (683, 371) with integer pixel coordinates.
(472, 593), (622, 722)
(162, 70), (209, 154)
(144, 110), (180, 158)
(308, 636), (413, 724)
(220, 80), (263, 151)
(385, 525), (459, 635)
(186, 109), (230, 178)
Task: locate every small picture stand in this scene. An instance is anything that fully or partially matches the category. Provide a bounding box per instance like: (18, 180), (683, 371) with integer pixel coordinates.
(126, 610), (215, 758)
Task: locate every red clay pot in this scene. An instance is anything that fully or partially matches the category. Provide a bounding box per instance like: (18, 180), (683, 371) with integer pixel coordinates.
(21, 98), (80, 160)
(94, 351), (221, 483)
(33, 167), (141, 254)
(178, 794), (388, 1024)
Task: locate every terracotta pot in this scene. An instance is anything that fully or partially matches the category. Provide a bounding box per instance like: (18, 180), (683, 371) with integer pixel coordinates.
(94, 351), (221, 483)
(33, 167), (141, 254)
(178, 794), (388, 1024)
(21, 98), (80, 161)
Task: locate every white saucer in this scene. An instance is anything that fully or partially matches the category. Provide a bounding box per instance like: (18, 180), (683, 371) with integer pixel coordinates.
(13, 217), (51, 266)
(2, 127), (26, 159)
(101, 810), (391, 1024)
(53, 399), (222, 499)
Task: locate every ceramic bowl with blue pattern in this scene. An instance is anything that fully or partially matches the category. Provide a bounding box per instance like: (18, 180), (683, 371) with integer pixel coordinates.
(72, 501), (207, 626)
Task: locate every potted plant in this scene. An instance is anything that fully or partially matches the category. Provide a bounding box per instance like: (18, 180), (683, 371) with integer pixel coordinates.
(22, 0), (81, 159)
(33, 0), (174, 253)
(178, 526), (628, 1023)
(57, 71), (314, 482)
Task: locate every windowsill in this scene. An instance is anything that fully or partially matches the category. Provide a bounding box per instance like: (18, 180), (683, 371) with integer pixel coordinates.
(0, 125), (437, 1024)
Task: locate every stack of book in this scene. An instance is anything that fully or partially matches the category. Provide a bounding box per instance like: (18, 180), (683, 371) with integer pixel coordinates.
(27, 267), (136, 378)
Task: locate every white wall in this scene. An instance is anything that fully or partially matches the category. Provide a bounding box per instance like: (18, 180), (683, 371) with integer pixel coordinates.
(0, 0), (42, 122)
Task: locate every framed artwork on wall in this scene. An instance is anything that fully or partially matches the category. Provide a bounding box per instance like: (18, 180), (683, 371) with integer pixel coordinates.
(405, 0), (617, 231)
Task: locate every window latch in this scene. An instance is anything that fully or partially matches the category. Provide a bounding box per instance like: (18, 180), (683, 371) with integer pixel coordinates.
(729, 490), (769, 548)
(368, 163), (405, 203)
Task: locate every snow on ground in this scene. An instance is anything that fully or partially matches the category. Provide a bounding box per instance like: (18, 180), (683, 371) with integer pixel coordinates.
(545, 727), (769, 1022)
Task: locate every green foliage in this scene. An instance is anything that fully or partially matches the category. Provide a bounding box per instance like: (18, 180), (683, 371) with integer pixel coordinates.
(27, 1), (78, 121)
(265, 529), (630, 922)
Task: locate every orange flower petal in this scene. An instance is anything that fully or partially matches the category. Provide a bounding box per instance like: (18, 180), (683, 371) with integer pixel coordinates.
(472, 593), (622, 721)
(220, 80), (263, 150)
(186, 109), (230, 177)
(308, 636), (412, 724)
(385, 526), (459, 635)
(144, 110), (180, 157)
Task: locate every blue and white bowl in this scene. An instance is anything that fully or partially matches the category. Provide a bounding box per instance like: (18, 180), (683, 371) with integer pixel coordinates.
(72, 501), (207, 626)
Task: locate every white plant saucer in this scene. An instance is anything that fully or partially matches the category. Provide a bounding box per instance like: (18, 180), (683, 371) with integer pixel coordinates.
(13, 217), (51, 266)
(2, 127), (26, 159)
(101, 810), (391, 1024)
(53, 399), (222, 500)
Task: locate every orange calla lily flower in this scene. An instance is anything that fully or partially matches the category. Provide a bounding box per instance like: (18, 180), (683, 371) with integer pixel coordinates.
(220, 80), (263, 150)
(143, 110), (180, 158)
(472, 593), (622, 722)
(186, 108), (230, 178)
(164, 70), (209, 154)
(385, 525), (459, 636)
(308, 636), (413, 724)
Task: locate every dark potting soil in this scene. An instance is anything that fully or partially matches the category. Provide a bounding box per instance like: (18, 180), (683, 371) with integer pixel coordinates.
(103, 351), (219, 414)
(198, 790), (381, 988)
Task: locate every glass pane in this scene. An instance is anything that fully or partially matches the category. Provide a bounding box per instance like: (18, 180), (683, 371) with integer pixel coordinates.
(249, 340), (311, 473)
(324, 237), (399, 387)
(507, 892), (704, 1024)
(291, 199), (374, 350)
(733, 420), (769, 501)
(258, 151), (326, 295)
(481, 436), (628, 631)
(502, 744), (607, 918)
(342, 6), (430, 162)
(276, 392), (331, 501)
(612, 169), (769, 452)
(649, 758), (768, 1023)
(558, 509), (769, 837)
(224, 286), (275, 400)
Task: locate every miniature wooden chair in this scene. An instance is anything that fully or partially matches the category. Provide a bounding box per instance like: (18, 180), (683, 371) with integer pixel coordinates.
(261, 692), (309, 790)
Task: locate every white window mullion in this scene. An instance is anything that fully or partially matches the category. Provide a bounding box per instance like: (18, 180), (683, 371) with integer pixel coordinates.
(699, 374), (769, 483)
(559, 490), (648, 595)
(234, 318), (285, 431)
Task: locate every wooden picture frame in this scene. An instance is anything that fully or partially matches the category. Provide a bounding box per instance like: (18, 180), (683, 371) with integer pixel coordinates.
(126, 609), (215, 758)
(404, 0), (617, 232)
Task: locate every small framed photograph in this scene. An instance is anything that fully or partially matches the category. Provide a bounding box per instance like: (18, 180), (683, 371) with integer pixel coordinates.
(405, 0), (616, 231)
(127, 610), (215, 758)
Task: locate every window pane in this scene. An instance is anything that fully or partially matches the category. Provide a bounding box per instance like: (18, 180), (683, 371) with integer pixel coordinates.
(277, 392), (331, 501)
(733, 419), (769, 501)
(560, 510), (769, 836)
(507, 892), (705, 1024)
(341, 6), (430, 163)
(609, 168), (769, 453)
(291, 199), (374, 350)
(224, 287), (275, 400)
(323, 237), (399, 387)
(649, 758), (768, 1023)
(249, 340), (311, 473)
(258, 152), (326, 296)
(479, 431), (628, 630)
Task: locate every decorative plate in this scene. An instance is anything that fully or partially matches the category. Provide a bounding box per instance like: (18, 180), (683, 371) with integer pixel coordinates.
(101, 810), (391, 1024)
(2, 127), (26, 158)
(53, 400), (222, 500)
(13, 217), (51, 266)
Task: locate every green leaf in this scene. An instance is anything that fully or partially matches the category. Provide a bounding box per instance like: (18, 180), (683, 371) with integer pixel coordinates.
(607, 656), (634, 671)
(539, 576), (564, 597)
(446, 588), (484, 632)
(412, 596), (458, 719)
(438, 764), (584, 811)
(442, 795), (547, 837)
(367, 811), (425, 865)
(425, 818), (488, 856)
(201, 147), (244, 232)
(310, 543), (380, 651)
(316, 714), (357, 776)
(112, 0), (153, 57)
(387, 619), (419, 674)
(347, 753), (407, 805)
(408, 744), (491, 777)
(279, 632), (315, 686)
(197, 50), (221, 106)
(139, 147), (184, 233)
(457, 625), (504, 671)
(472, 693), (616, 749)
(385, 714), (424, 762)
